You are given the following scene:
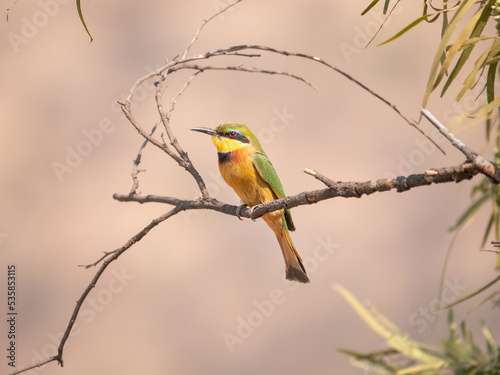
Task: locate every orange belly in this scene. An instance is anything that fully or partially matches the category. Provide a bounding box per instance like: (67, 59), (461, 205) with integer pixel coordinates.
(218, 148), (284, 235)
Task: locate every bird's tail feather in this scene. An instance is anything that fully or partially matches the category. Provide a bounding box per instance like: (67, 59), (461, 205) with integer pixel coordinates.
(277, 228), (309, 283)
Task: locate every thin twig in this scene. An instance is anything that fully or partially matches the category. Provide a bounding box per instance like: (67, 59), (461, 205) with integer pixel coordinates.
(166, 71), (202, 119)
(154, 80), (210, 198)
(182, 0), (244, 58)
(422, 108), (500, 182)
(219, 44), (444, 153)
(365, 0), (403, 48)
(9, 357), (57, 375)
(55, 208), (181, 365)
(169, 63), (317, 90)
(129, 121), (160, 195)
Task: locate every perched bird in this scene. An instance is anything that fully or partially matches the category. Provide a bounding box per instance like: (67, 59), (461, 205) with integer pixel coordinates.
(191, 123), (309, 283)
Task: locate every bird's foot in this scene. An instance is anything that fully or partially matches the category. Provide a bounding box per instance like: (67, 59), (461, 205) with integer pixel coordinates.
(236, 204), (247, 221)
(248, 206), (257, 222)
(235, 204), (257, 221)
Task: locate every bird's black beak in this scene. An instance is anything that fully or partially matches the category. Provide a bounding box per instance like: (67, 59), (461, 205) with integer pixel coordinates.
(190, 127), (219, 136)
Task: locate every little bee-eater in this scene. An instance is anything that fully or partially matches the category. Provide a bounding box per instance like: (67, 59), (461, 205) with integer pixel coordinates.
(191, 123), (309, 283)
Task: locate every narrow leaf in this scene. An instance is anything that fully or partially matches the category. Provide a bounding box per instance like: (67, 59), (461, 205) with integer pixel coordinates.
(474, 95), (500, 119)
(440, 273), (500, 309)
(378, 14), (432, 46)
(461, 320), (484, 360)
(449, 192), (490, 232)
(455, 45), (491, 101)
(436, 7), (483, 95)
(77, 0), (93, 42)
(362, 0), (381, 15)
(481, 323), (497, 358)
(481, 213), (495, 248)
(422, 0), (478, 108)
(486, 61), (497, 140)
(383, 0), (390, 14)
(396, 361), (449, 375)
(333, 285), (445, 364)
(441, 0), (496, 97)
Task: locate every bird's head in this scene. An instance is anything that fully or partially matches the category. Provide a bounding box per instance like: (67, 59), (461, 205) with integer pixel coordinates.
(191, 123), (264, 153)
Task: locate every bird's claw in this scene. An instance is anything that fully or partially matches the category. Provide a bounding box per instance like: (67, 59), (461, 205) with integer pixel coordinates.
(248, 206), (257, 222)
(236, 204), (257, 221)
(236, 204), (246, 221)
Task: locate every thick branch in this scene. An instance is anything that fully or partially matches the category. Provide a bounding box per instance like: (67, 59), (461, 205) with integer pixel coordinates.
(112, 162), (478, 220)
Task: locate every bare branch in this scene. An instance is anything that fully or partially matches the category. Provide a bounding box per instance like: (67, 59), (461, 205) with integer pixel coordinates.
(182, 0), (244, 58)
(129, 121), (160, 195)
(9, 357), (57, 375)
(154, 81), (210, 198)
(112, 162), (479, 221)
(168, 63), (317, 90)
(215, 44), (444, 153)
(62, 208), (180, 362)
(422, 109), (500, 182)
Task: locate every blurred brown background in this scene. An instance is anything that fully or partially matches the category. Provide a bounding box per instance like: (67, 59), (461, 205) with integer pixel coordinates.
(1, 1), (499, 374)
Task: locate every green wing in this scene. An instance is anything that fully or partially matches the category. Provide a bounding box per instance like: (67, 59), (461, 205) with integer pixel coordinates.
(253, 152), (295, 231)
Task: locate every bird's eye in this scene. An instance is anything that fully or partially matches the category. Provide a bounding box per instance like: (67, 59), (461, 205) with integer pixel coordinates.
(228, 131), (237, 137)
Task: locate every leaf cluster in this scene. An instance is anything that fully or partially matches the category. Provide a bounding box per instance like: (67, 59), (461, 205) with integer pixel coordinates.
(335, 285), (500, 375)
(364, 1), (500, 128)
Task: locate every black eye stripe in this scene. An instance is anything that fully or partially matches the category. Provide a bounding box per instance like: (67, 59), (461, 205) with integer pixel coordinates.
(223, 131), (250, 144)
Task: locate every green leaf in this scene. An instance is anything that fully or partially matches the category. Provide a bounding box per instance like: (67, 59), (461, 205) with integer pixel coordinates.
(461, 320), (485, 361)
(455, 45), (491, 101)
(362, 0), (381, 15)
(447, 95), (500, 128)
(338, 348), (400, 372)
(440, 0), (496, 97)
(333, 284), (445, 364)
(481, 323), (497, 358)
(397, 361), (449, 374)
(383, 0), (390, 14)
(378, 14), (433, 46)
(436, 7), (483, 96)
(449, 192), (490, 232)
(486, 61), (497, 140)
(77, 0), (93, 42)
(481, 213), (495, 248)
(485, 37), (500, 65)
(422, 0), (478, 108)
(440, 273), (500, 309)
(473, 95), (500, 119)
